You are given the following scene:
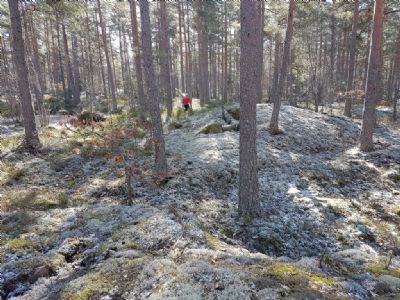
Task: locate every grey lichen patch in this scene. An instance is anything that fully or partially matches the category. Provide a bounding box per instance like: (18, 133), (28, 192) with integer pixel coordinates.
(59, 257), (150, 300)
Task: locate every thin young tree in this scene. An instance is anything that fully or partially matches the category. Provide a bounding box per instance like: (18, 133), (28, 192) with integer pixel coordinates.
(7, 0), (40, 151)
(139, 0), (168, 174)
(344, 0), (359, 117)
(359, 0), (384, 151)
(238, 0), (262, 217)
(269, 0), (295, 134)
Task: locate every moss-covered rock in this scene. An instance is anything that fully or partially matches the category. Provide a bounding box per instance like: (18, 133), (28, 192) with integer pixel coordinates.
(366, 263), (400, 278)
(4, 238), (39, 255)
(168, 121), (183, 130)
(309, 275), (336, 288)
(77, 111), (106, 124)
(227, 108), (240, 120)
(200, 124), (223, 134)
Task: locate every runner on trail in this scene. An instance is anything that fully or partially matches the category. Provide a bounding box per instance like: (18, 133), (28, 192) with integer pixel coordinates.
(182, 93), (191, 111)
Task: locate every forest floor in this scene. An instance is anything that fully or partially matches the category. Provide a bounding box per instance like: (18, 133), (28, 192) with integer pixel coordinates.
(0, 101), (400, 300)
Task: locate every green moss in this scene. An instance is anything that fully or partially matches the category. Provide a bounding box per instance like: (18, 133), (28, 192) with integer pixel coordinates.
(70, 274), (112, 300)
(269, 264), (301, 278)
(111, 231), (125, 242)
(204, 231), (221, 248)
(129, 240), (137, 249)
(0, 164), (27, 186)
(200, 124), (223, 134)
(366, 264), (400, 278)
(183, 224), (192, 231)
(47, 253), (66, 271)
(2, 191), (38, 211)
(199, 223), (221, 248)
(0, 134), (22, 150)
(58, 192), (69, 207)
(84, 210), (114, 222)
(6, 239), (38, 252)
(309, 275), (336, 288)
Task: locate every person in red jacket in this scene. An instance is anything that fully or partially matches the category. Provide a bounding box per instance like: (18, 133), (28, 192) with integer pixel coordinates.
(182, 94), (191, 111)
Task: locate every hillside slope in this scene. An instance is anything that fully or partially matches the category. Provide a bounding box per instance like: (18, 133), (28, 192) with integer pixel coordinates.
(1, 104), (400, 300)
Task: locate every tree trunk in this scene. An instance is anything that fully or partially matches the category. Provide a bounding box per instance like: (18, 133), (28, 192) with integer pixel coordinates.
(197, 2), (210, 106)
(178, 2), (185, 93)
(96, 0), (117, 111)
(391, 29), (400, 120)
(344, 0), (359, 117)
(330, 0), (336, 85)
(222, 1), (228, 102)
(129, 0), (147, 114)
(85, 0), (95, 117)
(159, 1), (173, 117)
(183, 3), (192, 98)
(61, 23), (75, 110)
(71, 33), (80, 105)
(269, 0), (295, 134)
(7, 0), (40, 150)
(239, 0), (261, 217)
(118, 21), (126, 96)
(23, 12), (47, 126)
(139, 0), (168, 174)
(360, 0), (384, 152)
(256, 1), (265, 103)
(270, 33), (281, 102)
(56, 22), (67, 105)
(94, 8), (108, 98)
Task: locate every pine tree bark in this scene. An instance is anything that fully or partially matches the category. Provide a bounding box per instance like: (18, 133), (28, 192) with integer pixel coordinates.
(7, 0), (40, 150)
(23, 12), (47, 126)
(392, 30), (400, 120)
(238, 0), (261, 217)
(96, 0), (117, 111)
(118, 21), (126, 96)
(270, 33), (280, 102)
(360, 0), (384, 152)
(330, 0), (336, 84)
(344, 0), (359, 117)
(129, 0), (147, 114)
(185, 2), (193, 98)
(178, 2), (185, 93)
(94, 8), (108, 98)
(71, 33), (80, 105)
(139, 0), (168, 174)
(256, 1), (265, 103)
(269, 0), (295, 134)
(55, 22), (67, 101)
(223, 1), (228, 102)
(85, 0), (95, 116)
(61, 23), (74, 109)
(197, 1), (210, 106)
(159, 1), (173, 117)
